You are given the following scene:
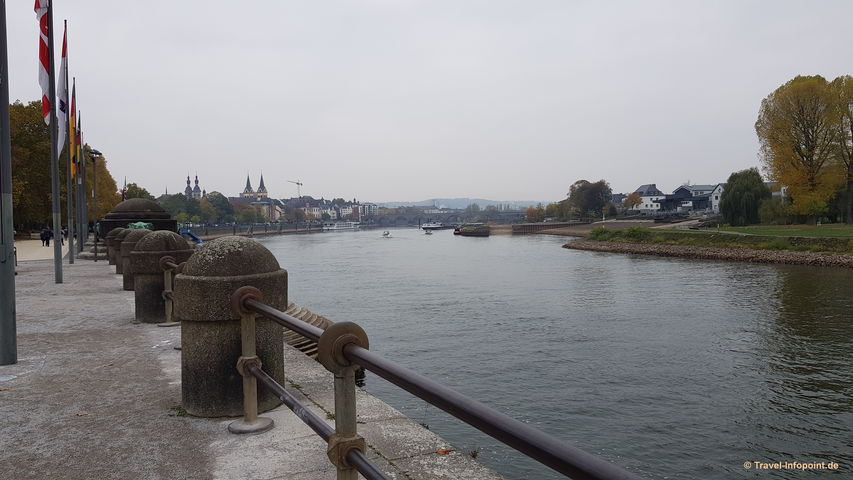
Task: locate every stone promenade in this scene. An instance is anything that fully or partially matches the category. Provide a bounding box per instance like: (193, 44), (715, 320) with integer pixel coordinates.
(0, 257), (502, 480)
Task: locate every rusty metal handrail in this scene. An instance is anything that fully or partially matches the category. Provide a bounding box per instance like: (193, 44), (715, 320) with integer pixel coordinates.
(241, 297), (644, 480)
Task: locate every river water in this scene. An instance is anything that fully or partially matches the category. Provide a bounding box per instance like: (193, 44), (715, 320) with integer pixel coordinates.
(258, 228), (852, 479)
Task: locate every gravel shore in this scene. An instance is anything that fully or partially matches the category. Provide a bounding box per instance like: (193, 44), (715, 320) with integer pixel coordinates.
(564, 239), (853, 268)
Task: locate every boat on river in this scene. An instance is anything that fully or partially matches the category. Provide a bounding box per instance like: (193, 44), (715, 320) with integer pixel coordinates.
(421, 222), (453, 231)
(323, 222), (360, 231)
(455, 225), (491, 237)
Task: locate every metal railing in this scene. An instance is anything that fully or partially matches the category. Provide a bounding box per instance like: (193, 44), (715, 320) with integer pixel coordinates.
(230, 287), (644, 480)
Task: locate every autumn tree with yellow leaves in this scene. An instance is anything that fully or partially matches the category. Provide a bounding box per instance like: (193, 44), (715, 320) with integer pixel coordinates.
(10, 100), (120, 229)
(756, 75), (853, 221)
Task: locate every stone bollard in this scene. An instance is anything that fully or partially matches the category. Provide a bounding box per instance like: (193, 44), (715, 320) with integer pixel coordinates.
(113, 229), (132, 274)
(129, 231), (194, 323)
(105, 227), (126, 266)
(120, 229), (151, 291)
(173, 236), (286, 417)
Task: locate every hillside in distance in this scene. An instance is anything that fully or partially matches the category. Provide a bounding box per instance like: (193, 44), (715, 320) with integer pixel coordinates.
(377, 198), (546, 210)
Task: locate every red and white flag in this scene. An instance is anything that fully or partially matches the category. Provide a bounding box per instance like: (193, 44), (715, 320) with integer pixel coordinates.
(57, 23), (68, 154)
(35, 0), (51, 125)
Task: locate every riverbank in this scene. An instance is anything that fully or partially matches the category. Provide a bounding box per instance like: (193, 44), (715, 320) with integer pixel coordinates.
(1, 259), (502, 479)
(565, 239), (853, 268)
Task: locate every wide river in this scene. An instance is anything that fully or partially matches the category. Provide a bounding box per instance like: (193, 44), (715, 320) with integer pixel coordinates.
(258, 228), (852, 479)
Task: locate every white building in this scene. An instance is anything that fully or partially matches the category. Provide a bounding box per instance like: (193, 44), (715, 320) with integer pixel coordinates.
(631, 184), (665, 213)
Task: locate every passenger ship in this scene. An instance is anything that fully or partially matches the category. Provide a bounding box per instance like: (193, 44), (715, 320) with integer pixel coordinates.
(322, 222), (360, 231)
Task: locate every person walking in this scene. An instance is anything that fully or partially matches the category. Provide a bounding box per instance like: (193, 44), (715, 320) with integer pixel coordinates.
(45, 228), (53, 247)
(40, 228), (48, 246)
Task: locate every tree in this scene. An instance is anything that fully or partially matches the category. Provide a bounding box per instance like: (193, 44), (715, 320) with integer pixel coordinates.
(199, 198), (217, 223)
(10, 101), (51, 228)
(623, 193), (642, 211)
(719, 168), (771, 226)
(204, 191), (235, 223)
(525, 205), (544, 222)
(236, 208), (257, 224)
(87, 152), (122, 223)
(756, 76), (844, 218)
(124, 183), (155, 200)
(831, 75), (853, 223)
(465, 203), (481, 213)
(544, 202), (561, 219)
(566, 179), (612, 217)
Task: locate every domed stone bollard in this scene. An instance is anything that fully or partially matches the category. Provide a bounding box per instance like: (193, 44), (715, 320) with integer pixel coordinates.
(98, 198), (177, 238)
(113, 229), (132, 274)
(129, 231), (195, 323)
(173, 236), (286, 417)
(120, 229), (151, 291)
(105, 227), (126, 266)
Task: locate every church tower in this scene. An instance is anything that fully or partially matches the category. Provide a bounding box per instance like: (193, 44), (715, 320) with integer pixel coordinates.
(241, 174), (255, 199)
(192, 174), (202, 199)
(184, 175), (192, 198)
(257, 173), (268, 199)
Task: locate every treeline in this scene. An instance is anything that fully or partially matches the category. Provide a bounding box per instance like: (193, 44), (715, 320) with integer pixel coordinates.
(124, 185), (239, 224)
(526, 179), (614, 222)
(10, 101), (120, 230)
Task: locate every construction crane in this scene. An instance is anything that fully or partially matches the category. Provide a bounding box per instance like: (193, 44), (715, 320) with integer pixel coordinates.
(288, 179), (303, 198)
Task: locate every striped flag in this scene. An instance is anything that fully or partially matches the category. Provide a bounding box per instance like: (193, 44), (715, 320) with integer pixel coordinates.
(34, 0), (51, 125)
(57, 23), (68, 154)
(70, 80), (77, 176)
(76, 113), (82, 172)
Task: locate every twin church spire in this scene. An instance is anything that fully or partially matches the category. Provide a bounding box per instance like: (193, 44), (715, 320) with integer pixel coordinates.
(241, 172), (268, 200)
(184, 173), (204, 199)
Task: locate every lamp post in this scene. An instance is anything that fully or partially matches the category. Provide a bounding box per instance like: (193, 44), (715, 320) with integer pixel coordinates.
(89, 148), (102, 261)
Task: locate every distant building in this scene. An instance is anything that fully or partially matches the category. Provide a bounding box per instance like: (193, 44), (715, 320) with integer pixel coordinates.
(234, 173), (282, 221)
(184, 174), (204, 200)
(630, 184), (665, 213)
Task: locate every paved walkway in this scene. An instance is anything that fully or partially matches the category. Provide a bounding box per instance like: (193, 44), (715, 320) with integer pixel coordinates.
(13, 238), (69, 262)
(1, 259), (502, 480)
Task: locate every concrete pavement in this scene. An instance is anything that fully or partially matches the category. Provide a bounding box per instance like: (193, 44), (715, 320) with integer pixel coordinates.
(13, 238), (69, 262)
(0, 258), (503, 480)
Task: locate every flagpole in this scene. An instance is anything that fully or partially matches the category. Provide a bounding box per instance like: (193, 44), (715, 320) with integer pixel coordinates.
(1, 0), (19, 365)
(46, 2), (62, 283)
(63, 20), (74, 264)
(78, 110), (87, 248)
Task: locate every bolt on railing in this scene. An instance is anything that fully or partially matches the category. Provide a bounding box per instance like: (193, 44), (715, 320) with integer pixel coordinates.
(158, 256), (181, 327)
(235, 292), (645, 480)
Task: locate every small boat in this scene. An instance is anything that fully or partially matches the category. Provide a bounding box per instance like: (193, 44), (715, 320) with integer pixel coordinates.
(424, 230), (433, 235)
(382, 231), (391, 238)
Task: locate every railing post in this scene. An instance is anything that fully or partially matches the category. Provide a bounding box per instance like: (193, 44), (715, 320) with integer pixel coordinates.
(157, 255), (181, 327)
(317, 322), (370, 480)
(229, 286), (274, 434)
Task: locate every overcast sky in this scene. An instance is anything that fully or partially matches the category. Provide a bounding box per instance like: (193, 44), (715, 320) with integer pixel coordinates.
(6, 1), (852, 204)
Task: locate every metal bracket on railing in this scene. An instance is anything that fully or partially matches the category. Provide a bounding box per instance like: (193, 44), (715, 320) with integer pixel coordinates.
(236, 355), (262, 377)
(232, 285), (262, 316)
(317, 322), (370, 480)
(327, 433), (366, 470)
(228, 286), (274, 435)
(317, 322), (369, 375)
(158, 256), (180, 327)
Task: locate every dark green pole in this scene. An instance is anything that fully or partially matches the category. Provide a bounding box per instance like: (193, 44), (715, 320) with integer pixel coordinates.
(0, 0), (18, 365)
